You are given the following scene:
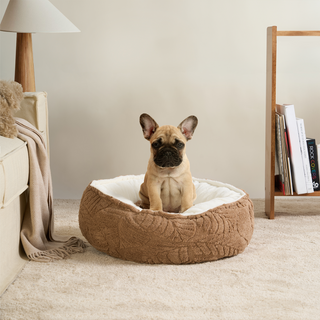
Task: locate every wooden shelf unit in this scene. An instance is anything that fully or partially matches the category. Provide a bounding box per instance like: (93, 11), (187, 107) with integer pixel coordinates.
(265, 26), (320, 219)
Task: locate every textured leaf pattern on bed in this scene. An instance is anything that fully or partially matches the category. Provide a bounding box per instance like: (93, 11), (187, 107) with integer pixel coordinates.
(79, 181), (254, 264)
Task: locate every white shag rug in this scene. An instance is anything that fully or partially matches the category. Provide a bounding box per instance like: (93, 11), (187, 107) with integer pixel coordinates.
(0, 198), (320, 320)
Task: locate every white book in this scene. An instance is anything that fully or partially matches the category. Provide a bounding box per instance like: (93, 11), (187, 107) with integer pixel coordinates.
(276, 104), (307, 194)
(296, 118), (314, 193)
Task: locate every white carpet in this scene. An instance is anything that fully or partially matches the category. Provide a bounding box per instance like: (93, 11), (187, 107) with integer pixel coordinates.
(0, 198), (320, 320)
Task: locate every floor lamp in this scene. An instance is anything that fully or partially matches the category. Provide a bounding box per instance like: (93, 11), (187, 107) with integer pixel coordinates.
(0, 0), (80, 92)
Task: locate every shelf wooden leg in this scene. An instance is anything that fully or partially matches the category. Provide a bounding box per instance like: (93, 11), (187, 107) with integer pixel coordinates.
(265, 26), (277, 219)
(265, 190), (275, 219)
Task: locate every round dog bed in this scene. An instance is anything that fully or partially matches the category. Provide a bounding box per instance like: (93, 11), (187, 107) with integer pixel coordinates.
(79, 175), (254, 264)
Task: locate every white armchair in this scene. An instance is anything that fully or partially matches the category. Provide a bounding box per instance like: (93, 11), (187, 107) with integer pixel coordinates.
(0, 92), (49, 295)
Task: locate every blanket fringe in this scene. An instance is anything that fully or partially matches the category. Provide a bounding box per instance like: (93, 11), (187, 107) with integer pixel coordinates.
(28, 237), (87, 262)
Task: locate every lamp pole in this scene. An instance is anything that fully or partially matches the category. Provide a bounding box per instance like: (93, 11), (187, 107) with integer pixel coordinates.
(15, 33), (36, 92)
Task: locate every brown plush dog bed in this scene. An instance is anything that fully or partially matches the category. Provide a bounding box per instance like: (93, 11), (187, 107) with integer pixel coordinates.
(79, 175), (254, 264)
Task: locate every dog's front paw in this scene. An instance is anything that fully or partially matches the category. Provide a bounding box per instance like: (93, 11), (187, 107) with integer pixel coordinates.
(150, 205), (163, 211)
(150, 208), (162, 212)
(180, 206), (191, 213)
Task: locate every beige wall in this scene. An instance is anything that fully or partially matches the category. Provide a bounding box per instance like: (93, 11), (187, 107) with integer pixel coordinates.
(1, 0), (320, 199)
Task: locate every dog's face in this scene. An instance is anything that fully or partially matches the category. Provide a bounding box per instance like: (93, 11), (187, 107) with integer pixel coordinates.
(140, 114), (198, 168)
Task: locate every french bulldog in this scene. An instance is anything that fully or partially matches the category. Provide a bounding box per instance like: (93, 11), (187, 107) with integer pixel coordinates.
(138, 113), (198, 213)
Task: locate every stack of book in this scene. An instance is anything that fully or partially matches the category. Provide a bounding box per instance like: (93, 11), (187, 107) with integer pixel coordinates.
(275, 104), (320, 195)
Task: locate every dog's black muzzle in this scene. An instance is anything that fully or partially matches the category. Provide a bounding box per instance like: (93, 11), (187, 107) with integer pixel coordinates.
(154, 147), (182, 168)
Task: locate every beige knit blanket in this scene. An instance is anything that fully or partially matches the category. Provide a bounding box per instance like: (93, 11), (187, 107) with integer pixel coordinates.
(16, 118), (86, 262)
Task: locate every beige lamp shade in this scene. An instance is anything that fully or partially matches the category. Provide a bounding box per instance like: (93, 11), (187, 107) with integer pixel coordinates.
(0, 0), (80, 33)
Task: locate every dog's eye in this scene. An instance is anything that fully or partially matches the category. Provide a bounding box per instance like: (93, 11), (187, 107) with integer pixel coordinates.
(152, 141), (161, 149)
(176, 142), (185, 149)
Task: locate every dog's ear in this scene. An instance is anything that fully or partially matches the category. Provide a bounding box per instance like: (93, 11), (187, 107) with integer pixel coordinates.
(178, 116), (198, 140)
(140, 113), (159, 140)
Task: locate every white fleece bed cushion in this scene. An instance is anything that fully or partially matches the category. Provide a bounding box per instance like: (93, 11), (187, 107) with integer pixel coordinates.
(90, 174), (246, 216)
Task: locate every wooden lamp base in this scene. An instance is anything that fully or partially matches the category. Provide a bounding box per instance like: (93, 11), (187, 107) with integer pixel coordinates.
(15, 33), (36, 92)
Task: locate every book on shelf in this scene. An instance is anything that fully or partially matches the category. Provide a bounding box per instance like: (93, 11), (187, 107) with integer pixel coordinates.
(296, 118), (314, 193)
(283, 118), (294, 195)
(275, 113), (284, 194)
(275, 112), (292, 195)
(287, 157), (293, 195)
(318, 144), (320, 183)
(306, 139), (320, 191)
(276, 104), (307, 194)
